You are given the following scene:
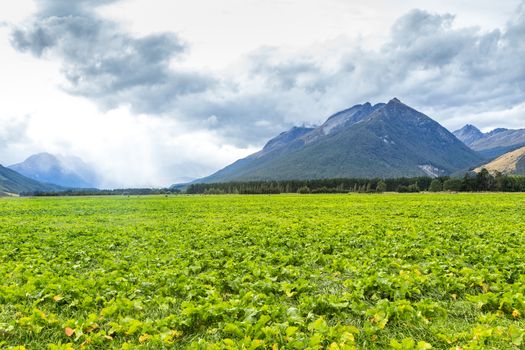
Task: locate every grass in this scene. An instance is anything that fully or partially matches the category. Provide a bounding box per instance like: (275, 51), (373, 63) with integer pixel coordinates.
(0, 193), (524, 349)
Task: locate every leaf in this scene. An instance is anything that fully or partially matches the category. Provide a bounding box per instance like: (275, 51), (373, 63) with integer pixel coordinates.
(224, 323), (243, 337)
(309, 317), (329, 334)
(84, 323), (99, 333)
(328, 342), (340, 350)
(309, 334), (323, 347)
(509, 325), (524, 346)
(390, 339), (403, 350)
(223, 339), (235, 346)
(340, 332), (355, 344)
(401, 338), (415, 348)
(416, 341), (432, 350)
(286, 326), (298, 337)
(139, 333), (150, 343)
(65, 327), (74, 337)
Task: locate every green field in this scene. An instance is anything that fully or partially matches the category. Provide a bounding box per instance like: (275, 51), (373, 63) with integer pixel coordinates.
(1, 194), (525, 349)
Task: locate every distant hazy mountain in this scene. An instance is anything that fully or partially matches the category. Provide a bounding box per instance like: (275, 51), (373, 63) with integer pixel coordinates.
(194, 98), (483, 183)
(0, 165), (62, 195)
(453, 125), (525, 159)
(474, 146), (525, 175)
(452, 124), (484, 146)
(9, 153), (98, 188)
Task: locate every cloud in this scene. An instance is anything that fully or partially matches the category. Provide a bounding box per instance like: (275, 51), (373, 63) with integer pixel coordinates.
(238, 5), (525, 132)
(9, 0), (525, 148)
(0, 115), (31, 166)
(173, 82), (329, 146)
(36, 0), (120, 17)
(380, 7), (525, 112)
(174, 3), (525, 144)
(11, 0), (213, 114)
(247, 47), (323, 91)
(59, 111), (258, 188)
(0, 115), (29, 149)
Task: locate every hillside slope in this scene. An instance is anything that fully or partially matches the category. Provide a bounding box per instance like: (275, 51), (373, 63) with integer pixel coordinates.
(196, 99), (484, 183)
(474, 146), (525, 175)
(0, 165), (62, 194)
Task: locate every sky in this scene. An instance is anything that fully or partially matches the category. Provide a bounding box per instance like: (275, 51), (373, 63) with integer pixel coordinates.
(0, 0), (524, 187)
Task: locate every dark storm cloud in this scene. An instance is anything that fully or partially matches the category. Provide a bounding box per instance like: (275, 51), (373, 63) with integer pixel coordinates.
(10, 0), (525, 146)
(11, 0), (213, 113)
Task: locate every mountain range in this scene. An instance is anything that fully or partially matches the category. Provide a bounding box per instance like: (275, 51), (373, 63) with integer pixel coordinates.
(0, 165), (62, 195)
(453, 125), (525, 159)
(196, 98), (484, 183)
(8, 153), (98, 188)
(3, 100), (524, 193)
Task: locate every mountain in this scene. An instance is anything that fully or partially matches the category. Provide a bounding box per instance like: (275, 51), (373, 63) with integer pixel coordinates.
(195, 98), (484, 183)
(258, 126), (315, 154)
(0, 165), (62, 195)
(474, 146), (525, 175)
(453, 125), (525, 159)
(452, 124), (484, 145)
(9, 153), (98, 188)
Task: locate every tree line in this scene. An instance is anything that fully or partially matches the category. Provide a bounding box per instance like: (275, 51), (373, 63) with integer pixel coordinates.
(19, 169), (525, 196)
(186, 170), (525, 194)
(20, 188), (180, 197)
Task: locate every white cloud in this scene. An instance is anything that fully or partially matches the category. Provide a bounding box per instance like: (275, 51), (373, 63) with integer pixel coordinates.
(98, 0), (521, 69)
(0, 23), (254, 186)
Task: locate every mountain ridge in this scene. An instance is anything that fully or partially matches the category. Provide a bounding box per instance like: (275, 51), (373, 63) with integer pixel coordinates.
(194, 98), (484, 183)
(0, 164), (62, 195)
(453, 125), (525, 159)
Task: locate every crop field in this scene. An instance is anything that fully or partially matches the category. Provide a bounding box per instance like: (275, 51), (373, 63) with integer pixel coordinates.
(1, 194), (525, 349)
